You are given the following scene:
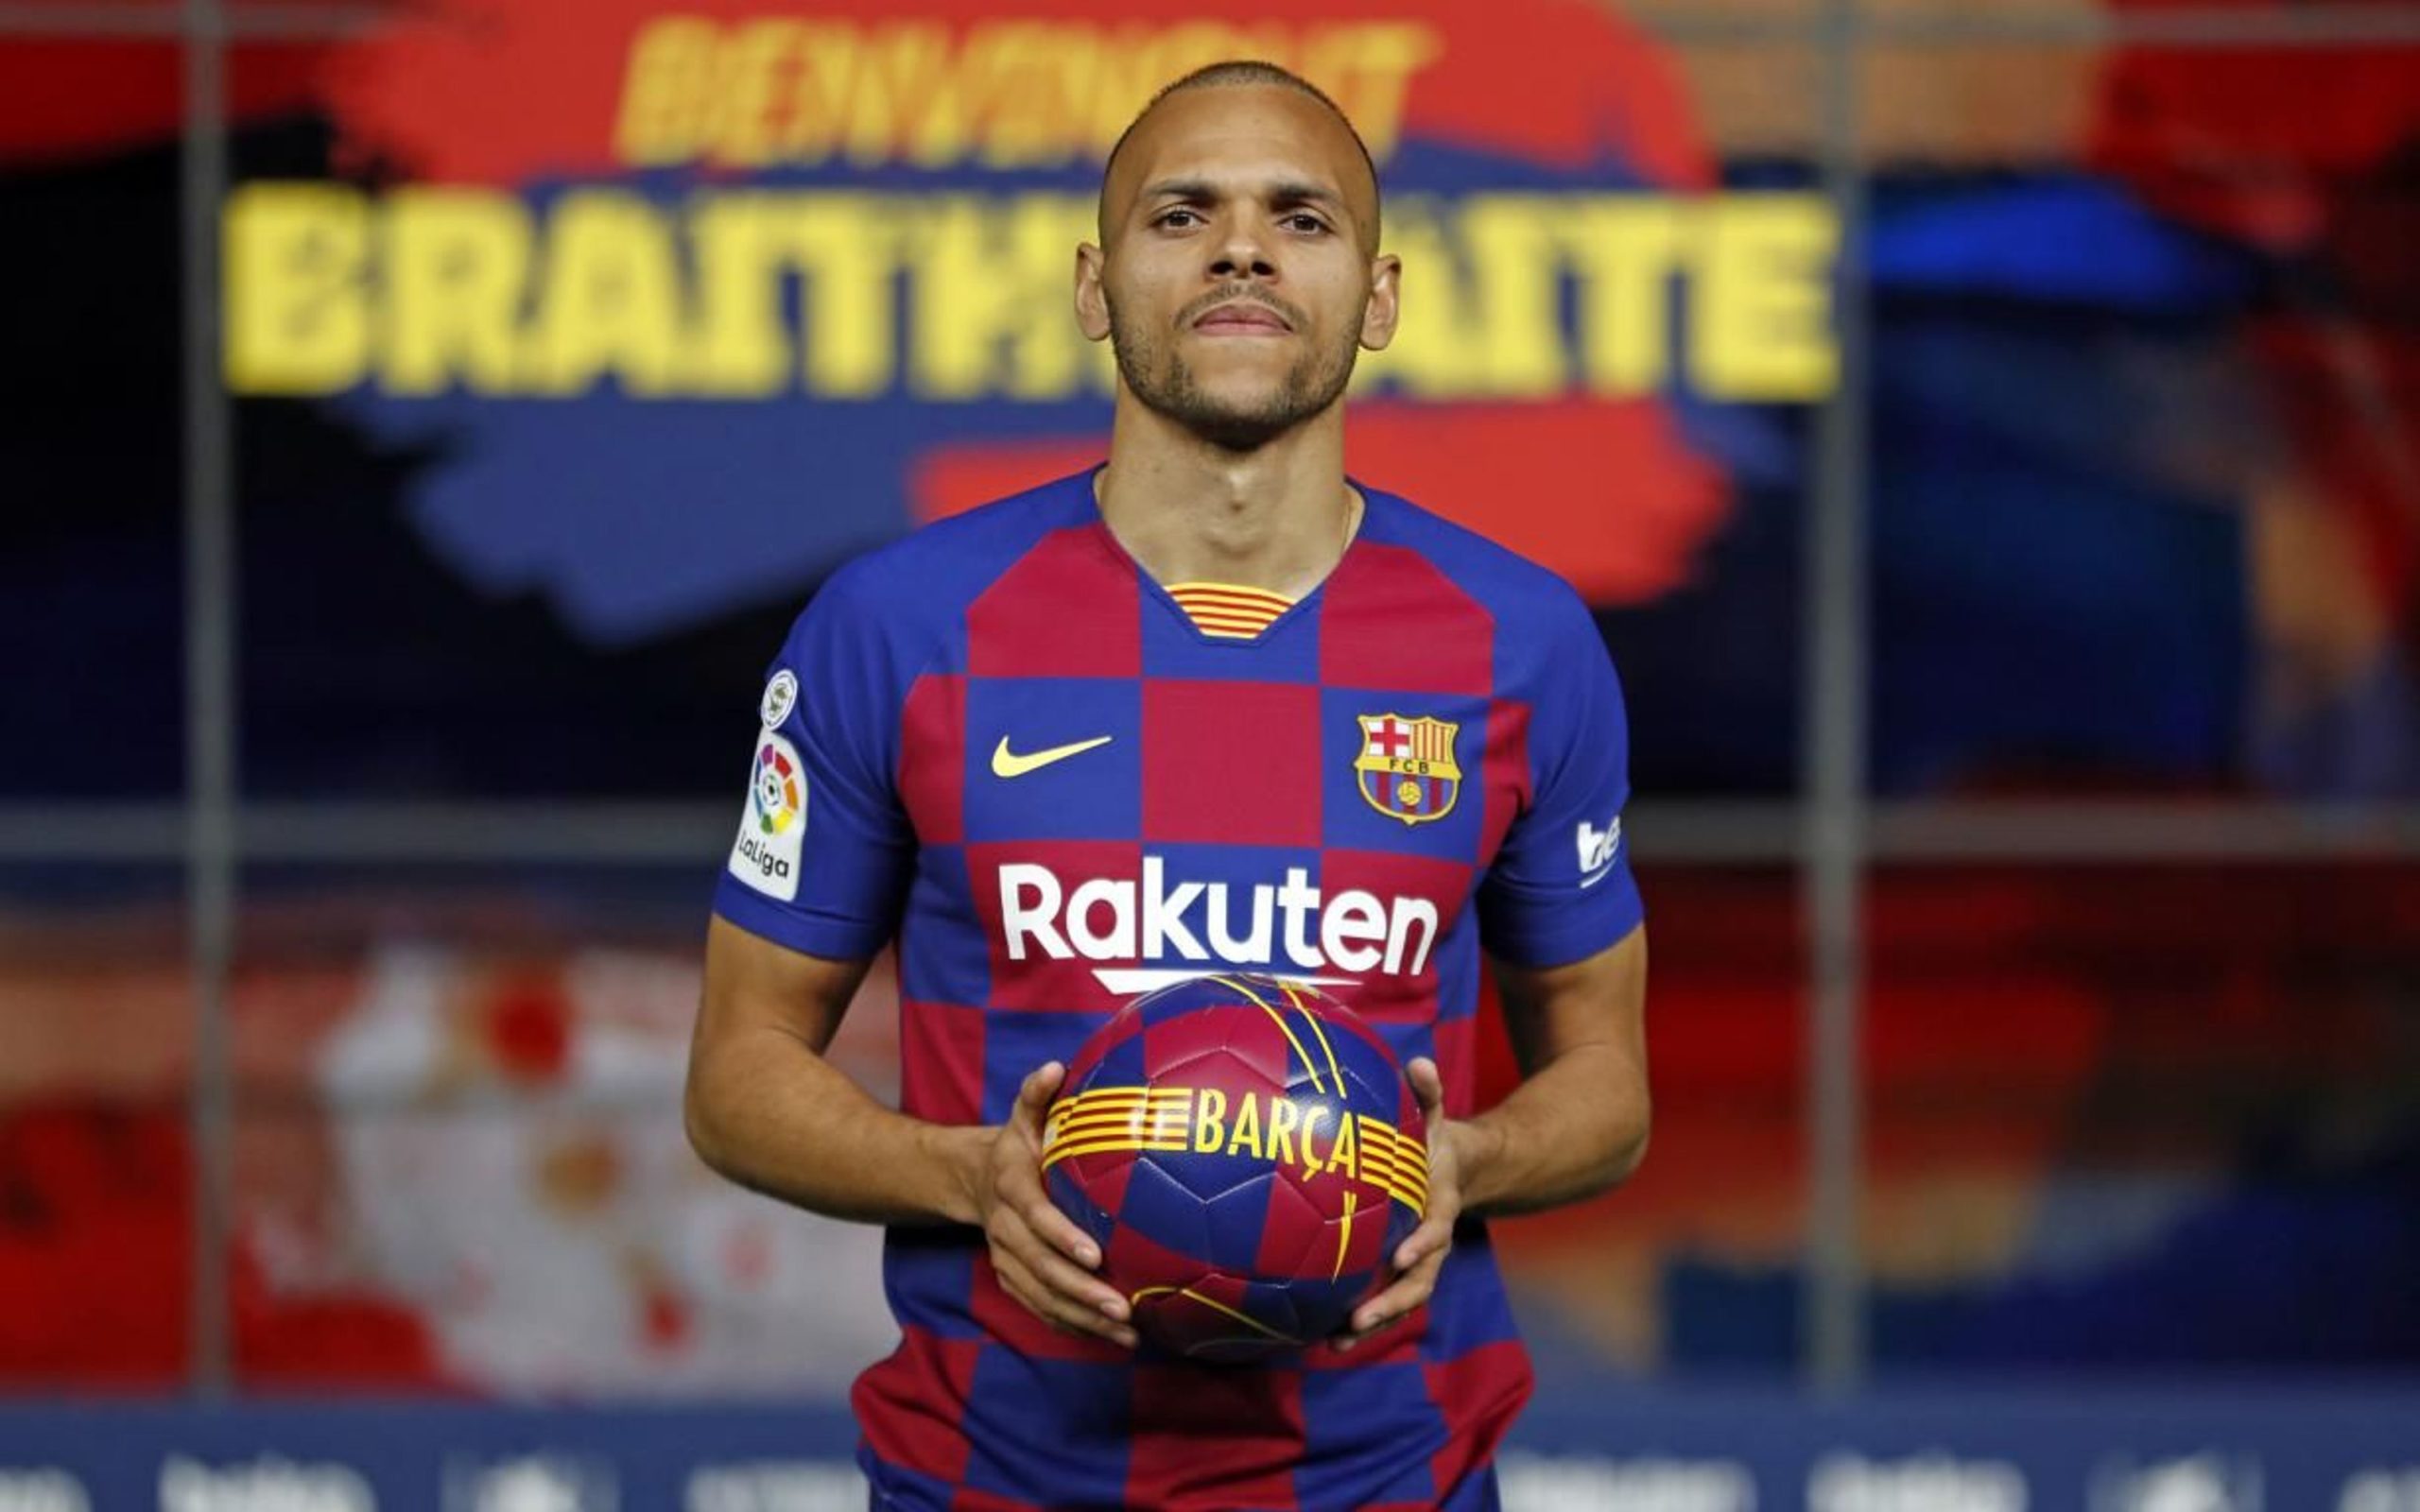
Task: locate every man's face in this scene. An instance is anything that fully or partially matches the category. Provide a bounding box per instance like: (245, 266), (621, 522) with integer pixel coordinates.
(1080, 85), (1398, 451)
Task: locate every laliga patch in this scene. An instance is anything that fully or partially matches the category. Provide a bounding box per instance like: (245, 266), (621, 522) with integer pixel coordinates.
(729, 731), (806, 901)
(759, 668), (799, 730)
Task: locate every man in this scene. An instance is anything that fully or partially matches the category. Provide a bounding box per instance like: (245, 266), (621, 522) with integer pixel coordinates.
(688, 60), (1651, 1512)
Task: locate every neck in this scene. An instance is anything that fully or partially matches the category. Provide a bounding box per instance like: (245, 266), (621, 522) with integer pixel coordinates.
(1095, 398), (1360, 598)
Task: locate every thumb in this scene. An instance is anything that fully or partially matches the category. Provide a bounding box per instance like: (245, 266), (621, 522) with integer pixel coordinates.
(1406, 1056), (1445, 1119)
(1012, 1060), (1067, 1132)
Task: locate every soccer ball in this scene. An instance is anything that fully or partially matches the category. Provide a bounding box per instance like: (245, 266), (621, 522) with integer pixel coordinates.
(1042, 973), (1428, 1363)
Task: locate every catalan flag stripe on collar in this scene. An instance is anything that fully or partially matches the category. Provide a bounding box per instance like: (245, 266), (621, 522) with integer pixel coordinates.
(1167, 581), (1294, 640)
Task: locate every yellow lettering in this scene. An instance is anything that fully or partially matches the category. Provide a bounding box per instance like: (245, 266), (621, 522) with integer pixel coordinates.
(615, 17), (720, 167)
(223, 183), (370, 396)
(1193, 1088), (1228, 1154)
(1462, 198), (1565, 396)
(381, 188), (531, 397)
(227, 184), (1838, 405)
(1150, 1095), (1191, 1144)
(681, 196), (790, 397)
(908, 196), (1102, 399)
(1072, 26), (1160, 162)
(1142, 25), (1292, 116)
(949, 23), (1046, 168)
(517, 191), (682, 397)
(1562, 198), (1686, 395)
(1268, 1097), (1302, 1171)
(774, 22), (856, 165)
(1691, 195), (1838, 401)
(1298, 1106), (1332, 1176)
(846, 23), (957, 166)
(1306, 24), (1440, 163)
(775, 195), (900, 397)
(1326, 1108), (1359, 1182)
(1359, 198), (1477, 398)
(1224, 1091), (1265, 1161)
(612, 19), (1442, 171)
(713, 19), (811, 169)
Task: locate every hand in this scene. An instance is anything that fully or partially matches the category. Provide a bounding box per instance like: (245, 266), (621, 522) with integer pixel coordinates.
(963, 1061), (1138, 1349)
(1333, 1056), (1460, 1352)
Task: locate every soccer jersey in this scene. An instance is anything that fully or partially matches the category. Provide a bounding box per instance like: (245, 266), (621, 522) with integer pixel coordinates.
(712, 467), (1643, 1512)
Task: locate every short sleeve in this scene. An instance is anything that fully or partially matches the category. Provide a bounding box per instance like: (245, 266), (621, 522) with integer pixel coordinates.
(710, 566), (917, 961)
(1477, 596), (1645, 968)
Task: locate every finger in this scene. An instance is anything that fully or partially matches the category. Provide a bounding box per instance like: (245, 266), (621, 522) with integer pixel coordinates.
(991, 1121), (1107, 1272)
(1392, 1212), (1457, 1273)
(1015, 1220), (1130, 1318)
(995, 1204), (1125, 1314)
(994, 1249), (1115, 1343)
(993, 1245), (1139, 1348)
(1343, 1256), (1444, 1341)
(1011, 1060), (1066, 1136)
(1405, 1056), (1445, 1120)
(1022, 1191), (1108, 1271)
(1332, 1299), (1417, 1353)
(1331, 1310), (1411, 1353)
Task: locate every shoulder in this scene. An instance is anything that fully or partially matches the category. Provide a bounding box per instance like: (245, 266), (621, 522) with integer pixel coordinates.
(1355, 484), (1604, 662)
(791, 468), (1101, 650)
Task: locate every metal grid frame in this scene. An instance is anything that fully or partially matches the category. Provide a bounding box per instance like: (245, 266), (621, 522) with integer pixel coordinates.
(2, 0), (2416, 1397)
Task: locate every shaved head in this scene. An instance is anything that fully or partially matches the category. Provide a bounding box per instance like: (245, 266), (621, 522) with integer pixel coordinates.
(1099, 60), (1382, 255)
(1076, 59), (1402, 452)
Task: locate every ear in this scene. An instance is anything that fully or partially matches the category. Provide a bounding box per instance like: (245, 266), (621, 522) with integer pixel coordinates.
(1358, 252), (1402, 352)
(1074, 242), (1112, 343)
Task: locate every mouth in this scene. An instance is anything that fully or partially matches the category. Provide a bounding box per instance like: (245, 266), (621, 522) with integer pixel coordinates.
(1192, 301), (1293, 335)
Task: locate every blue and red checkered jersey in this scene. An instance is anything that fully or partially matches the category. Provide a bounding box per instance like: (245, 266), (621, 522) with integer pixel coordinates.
(712, 467), (1643, 1512)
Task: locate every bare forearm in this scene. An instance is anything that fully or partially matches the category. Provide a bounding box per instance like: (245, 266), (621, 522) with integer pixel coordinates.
(1451, 1042), (1649, 1217)
(686, 1025), (983, 1227)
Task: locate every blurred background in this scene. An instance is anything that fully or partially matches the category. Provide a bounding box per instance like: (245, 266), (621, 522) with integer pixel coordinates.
(4, 0), (2418, 1504)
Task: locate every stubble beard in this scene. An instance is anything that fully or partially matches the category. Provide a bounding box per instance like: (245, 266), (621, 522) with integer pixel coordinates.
(1106, 289), (1361, 453)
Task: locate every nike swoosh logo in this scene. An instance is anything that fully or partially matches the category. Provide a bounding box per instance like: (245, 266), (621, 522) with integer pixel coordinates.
(991, 734), (1114, 779)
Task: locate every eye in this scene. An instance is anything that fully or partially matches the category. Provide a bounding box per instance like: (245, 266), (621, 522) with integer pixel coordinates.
(1154, 208), (1203, 230)
(1284, 213), (1331, 234)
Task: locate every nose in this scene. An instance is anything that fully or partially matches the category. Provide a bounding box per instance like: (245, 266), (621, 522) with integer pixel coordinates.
(1208, 217), (1276, 281)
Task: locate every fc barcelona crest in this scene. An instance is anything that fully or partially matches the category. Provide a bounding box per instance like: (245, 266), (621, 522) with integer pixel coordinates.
(1354, 713), (1462, 826)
